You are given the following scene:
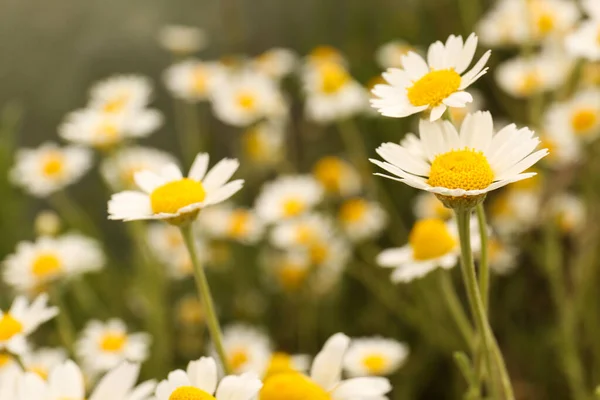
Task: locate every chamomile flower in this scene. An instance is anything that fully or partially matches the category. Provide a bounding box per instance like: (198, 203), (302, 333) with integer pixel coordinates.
(337, 198), (387, 242)
(252, 48), (298, 80)
(21, 347), (67, 380)
(108, 153), (244, 225)
(549, 193), (586, 234)
(88, 75), (153, 115)
(448, 88), (484, 126)
(488, 237), (518, 275)
(197, 204), (265, 244)
(0, 294), (58, 355)
(163, 60), (224, 102)
(211, 70), (287, 127)
(371, 33), (491, 121)
(0, 367), (20, 400)
(306, 45), (347, 67)
(75, 319), (151, 375)
(489, 188), (541, 236)
(158, 25), (207, 55)
(101, 146), (178, 190)
(263, 353), (310, 380)
(538, 129), (580, 168)
(265, 251), (313, 292)
(302, 61), (369, 123)
(343, 337), (409, 377)
(312, 156), (361, 197)
(566, 1), (600, 62)
(270, 212), (334, 249)
(370, 111), (548, 209)
(218, 324), (272, 375)
(242, 120), (285, 168)
(544, 89), (600, 142)
(526, 0), (580, 41)
(260, 333), (391, 400)
(413, 192), (453, 220)
(10, 142), (92, 198)
(255, 176), (324, 223)
(154, 357), (262, 400)
(376, 40), (418, 69)
(3, 234), (105, 293)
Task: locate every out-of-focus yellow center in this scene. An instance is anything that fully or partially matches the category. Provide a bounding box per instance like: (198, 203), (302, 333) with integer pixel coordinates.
(362, 354), (387, 374)
(260, 372), (330, 400)
(295, 224), (316, 245)
(176, 297), (204, 326)
(0, 354), (13, 368)
(32, 253), (62, 279)
(169, 386), (216, 400)
(96, 121), (120, 146)
(279, 265), (308, 290)
(313, 157), (344, 193)
(428, 149), (494, 191)
(282, 198), (306, 218)
(409, 219), (456, 261)
(309, 46), (342, 64)
(237, 91), (258, 111)
(150, 178), (206, 214)
(264, 352), (296, 379)
(41, 153), (65, 178)
(103, 94), (130, 113)
(99, 332), (127, 352)
(244, 128), (266, 160)
(29, 366), (49, 380)
(339, 198), (368, 224)
(517, 72), (540, 96)
(407, 69), (461, 107)
(192, 67), (209, 95)
(535, 13), (555, 35)
(309, 243), (328, 265)
(570, 109), (597, 134)
(318, 62), (350, 94)
(0, 314), (23, 341)
(228, 210), (251, 238)
(229, 349), (249, 371)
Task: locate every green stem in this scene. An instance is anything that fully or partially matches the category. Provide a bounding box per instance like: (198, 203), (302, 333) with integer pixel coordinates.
(455, 209), (514, 400)
(438, 270), (475, 350)
(175, 100), (203, 165)
(476, 204), (490, 312)
(49, 191), (101, 239)
(49, 286), (76, 354)
(180, 224), (231, 374)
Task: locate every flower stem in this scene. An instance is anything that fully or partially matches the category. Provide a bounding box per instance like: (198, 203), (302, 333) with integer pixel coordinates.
(48, 286), (76, 354)
(180, 224), (231, 374)
(455, 209), (514, 400)
(437, 270), (475, 350)
(476, 203), (490, 312)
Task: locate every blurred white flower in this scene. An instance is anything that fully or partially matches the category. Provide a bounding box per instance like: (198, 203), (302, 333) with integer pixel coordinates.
(312, 156), (362, 197)
(241, 120), (286, 168)
(158, 25), (207, 55)
(375, 40), (418, 70)
(270, 212), (335, 249)
(343, 337), (409, 377)
(488, 237), (518, 275)
(252, 48), (298, 79)
(337, 198), (387, 242)
(413, 192), (453, 220)
(197, 204), (265, 244)
(163, 59), (224, 102)
(217, 324), (272, 375)
(34, 210), (62, 237)
(566, 0), (600, 61)
(21, 347), (67, 381)
(550, 193), (586, 234)
(544, 89), (600, 143)
(254, 175), (323, 223)
(88, 75), (153, 115)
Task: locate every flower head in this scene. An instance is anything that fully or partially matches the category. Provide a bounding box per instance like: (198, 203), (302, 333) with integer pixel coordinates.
(343, 337), (409, 377)
(164, 60), (224, 102)
(158, 25), (207, 55)
(255, 176), (323, 223)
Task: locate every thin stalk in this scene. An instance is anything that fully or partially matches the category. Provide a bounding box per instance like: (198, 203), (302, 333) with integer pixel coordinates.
(437, 270), (475, 350)
(455, 209), (514, 400)
(476, 204), (490, 312)
(49, 191), (102, 239)
(49, 286), (76, 354)
(175, 100), (203, 165)
(180, 224), (231, 374)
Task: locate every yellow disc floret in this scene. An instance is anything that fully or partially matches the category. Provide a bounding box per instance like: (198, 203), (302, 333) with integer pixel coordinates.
(282, 198), (306, 218)
(228, 210), (251, 238)
(571, 109), (597, 134)
(41, 152), (65, 178)
(339, 198), (368, 224)
(32, 253), (62, 279)
(99, 332), (128, 352)
(362, 354), (387, 375)
(318, 62), (350, 94)
(150, 178), (206, 215)
(313, 156), (344, 193)
(237, 91), (258, 111)
(228, 349), (249, 371)
(407, 69), (461, 107)
(0, 314), (23, 341)
(169, 386), (216, 400)
(428, 149), (494, 191)
(260, 372), (330, 400)
(409, 219), (456, 261)
(264, 352), (297, 379)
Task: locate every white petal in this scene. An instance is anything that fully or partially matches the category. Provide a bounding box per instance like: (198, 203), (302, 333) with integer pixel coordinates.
(202, 159), (240, 191)
(203, 180), (244, 206)
(215, 373), (262, 400)
(376, 247), (413, 267)
(134, 170), (165, 193)
(188, 153), (210, 181)
(310, 333), (350, 390)
(443, 91), (472, 107)
(456, 33), (478, 74)
(187, 357), (218, 394)
(429, 104), (447, 121)
(331, 377), (392, 399)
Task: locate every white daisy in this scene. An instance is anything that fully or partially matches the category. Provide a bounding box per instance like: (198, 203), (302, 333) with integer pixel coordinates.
(21, 347), (67, 380)
(101, 146), (178, 190)
(343, 337), (409, 377)
(197, 204), (265, 244)
(154, 356), (262, 400)
(10, 142), (92, 198)
(370, 111), (548, 207)
(269, 212), (334, 249)
(252, 48), (298, 80)
(549, 193), (586, 234)
(371, 33), (491, 121)
(489, 188), (541, 236)
(3, 233), (105, 293)
(306, 45), (347, 66)
(163, 59), (224, 102)
(259, 333), (391, 400)
(538, 129), (580, 169)
(88, 75), (153, 115)
(376, 40), (418, 70)
(566, 1), (600, 62)
(254, 175), (323, 223)
(413, 192), (453, 220)
(312, 156), (362, 197)
(0, 353), (20, 379)
(0, 367), (20, 400)
(337, 198), (387, 242)
(108, 153), (244, 225)
(218, 324), (272, 375)
(0, 294), (58, 355)
(545, 89), (600, 142)
(241, 120), (285, 168)
(75, 319), (151, 375)
(158, 25), (207, 55)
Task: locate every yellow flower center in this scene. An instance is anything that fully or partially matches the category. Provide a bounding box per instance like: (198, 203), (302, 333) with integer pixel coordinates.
(282, 198), (306, 218)
(0, 314), (23, 341)
(99, 332), (127, 352)
(264, 352), (296, 379)
(192, 67), (208, 95)
(41, 153), (65, 178)
(309, 46), (342, 64)
(229, 349), (249, 371)
(570, 109), (597, 134)
(278, 265), (308, 290)
(243, 128), (266, 160)
(409, 219), (457, 261)
(32, 253), (62, 279)
(318, 63), (350, 94)
(29, 366), (49, 380)
(0, 353), (13, 368)
(362, 354), (387, 374)
(169, 386), (216, 400)
(313, 157), (344, 193)
(150, 178), (206, 215)
(295, 224), (316, 245)
(407, 69), (461, 107)
(260, 372), (330, 400)
(428, 149), (494, 191)
(517, 72), (540, 96)
(228, 210), (251, 238)
(237, 92), (257, 111)
(96, 121), (120, 145)
(339, 198), (368, 224)
(103, 94), (130, 114)
(309, 243), (328, 265)
(536, 13), (555, 35)
(176, 297), (204, 326)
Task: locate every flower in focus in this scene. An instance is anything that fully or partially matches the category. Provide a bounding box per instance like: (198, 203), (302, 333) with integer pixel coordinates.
(21, 347), (67, 381)
(108, 153), (244, 225)
(154, 356), (262, 400)
(163, 59), (224, 102)
(371, 33), (491, 121)
(10, 143), (92, 198)
(255, 175), (323, 223)
(197, 204), (265, 244)
(75, 319), (150, 376)
(3, 234), (105, 293)
(337, 198), (387, 242)
(158, 25), (207, 55)
(413, 192), (453, 220)
(0, 294), (58, 355)
(343, 337), (409, 377)
(375, 40), (417, 69)
(259, 333), (391, 400)
(217, 324), (272, 375)
(549, 193), (586, 234)
(241, 121), (285, 168)
(312, 156), (361, 197)
(370, 112), (548, 208)
(544, 89), (600, 143)
(252, 48), (298, 80)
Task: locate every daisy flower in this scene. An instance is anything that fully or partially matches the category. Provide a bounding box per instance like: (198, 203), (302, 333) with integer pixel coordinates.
(260, 333), (391, 400)
(158, 25), (207, 55)
(242, 120), (285, 168)
(163, 59), (224, 102)
(197, 204), (265, 244)
(370, 111), (548, 209)
(88, 75), (153, 115)
(526, 0), (580, 41)
(371, 33), (491, 121)
(376, 40), (418, 70)
(21, 347), (67, 380)
(306, 45), (347, 67)
(252, 48), (298, 80)
(343, 337), (409, 377)
(108, 153), (244, 225)
(566, 0), (600, 61)
(489, 188), (541, 236)
(175, 295), (205, 327)
(101, 146), (178, 190)
(10, 142), (92, 198)
(549, 193), (586, 234)
(218, 324), (272, 375)
(312, 156), (361, 197)
(337, 198), (387, 242)
(255, 176), (323, 223)
(75, 319), (151, 375)
(263, 352), (310, 380)
(3, 233), (105, 293)
(154, 356), (262, 400)
(413, 192), (453, 220)
(544, 89), (600, 142)
(0, 367), (20, 400)
(0, 294), (58, 355)
(269, 212), (335, 249)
